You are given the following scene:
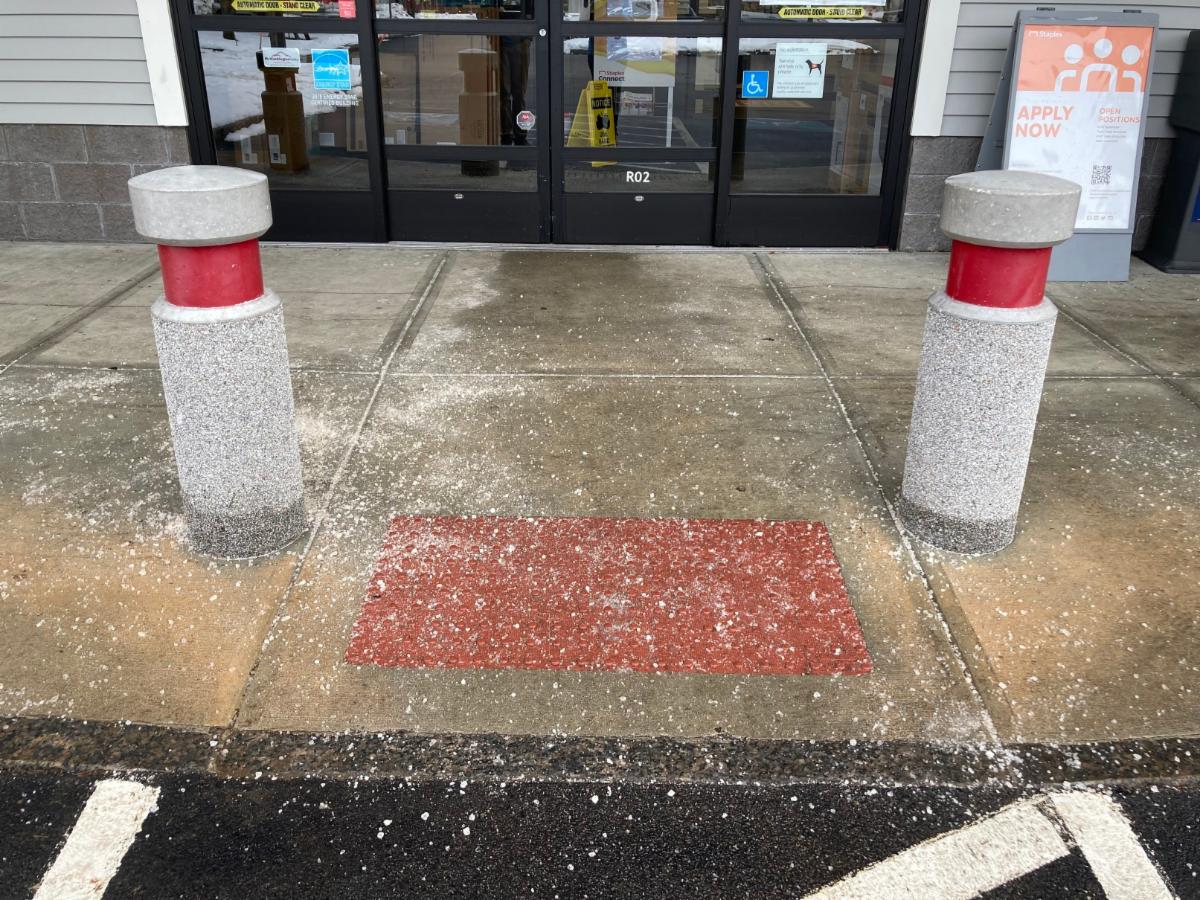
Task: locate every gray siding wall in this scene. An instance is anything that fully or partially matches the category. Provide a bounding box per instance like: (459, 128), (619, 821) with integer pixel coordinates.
(902, 0), (1198, 251)
(0, 0), (156, 126)
(944, 0), (1200, 140)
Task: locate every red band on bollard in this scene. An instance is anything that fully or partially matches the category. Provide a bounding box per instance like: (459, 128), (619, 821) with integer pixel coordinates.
(158, 240), (264, 308)
(945, 241), (1052, 309)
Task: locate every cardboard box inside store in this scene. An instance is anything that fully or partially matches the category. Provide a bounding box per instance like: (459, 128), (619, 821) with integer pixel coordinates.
(827, 48), (885, 193)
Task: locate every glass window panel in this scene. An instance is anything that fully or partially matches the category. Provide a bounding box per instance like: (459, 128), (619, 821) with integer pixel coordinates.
(386, 158), (537, 190)
(740, 0), (902, 24)
(563, 0), (723, 23)
(379, 34), (538, 146)
(562, 38), (722, 148)
(732, 37), (897, 195)
(200, 32), (369, 189)
(564, 159), (712, 191)
(376, 0), (533, 20)
(194, 0), (354, 17)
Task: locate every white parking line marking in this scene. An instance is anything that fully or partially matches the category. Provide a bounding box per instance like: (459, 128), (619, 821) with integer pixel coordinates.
(803, 798), (1071, 899)
(1050, 791), (1175, 900)
(34, 780), (160, 900)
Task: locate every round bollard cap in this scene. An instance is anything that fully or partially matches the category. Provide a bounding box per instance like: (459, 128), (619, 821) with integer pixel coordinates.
(127, 165), (272, 246)
(940, 170), (1081, 249)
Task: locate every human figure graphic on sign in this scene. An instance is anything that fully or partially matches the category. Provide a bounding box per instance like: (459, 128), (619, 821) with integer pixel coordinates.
(1053, 43), (1083, 91)
(1053, 38), (1145, 93)
(1079, 38), (1120, 92)
(1119, 44), (1144, 92)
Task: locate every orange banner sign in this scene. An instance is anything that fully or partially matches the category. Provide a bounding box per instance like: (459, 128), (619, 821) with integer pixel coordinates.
(1007, 23), (1154, 230)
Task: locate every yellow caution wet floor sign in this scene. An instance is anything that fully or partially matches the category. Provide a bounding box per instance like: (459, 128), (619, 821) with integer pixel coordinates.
(567, 80), (616, 166)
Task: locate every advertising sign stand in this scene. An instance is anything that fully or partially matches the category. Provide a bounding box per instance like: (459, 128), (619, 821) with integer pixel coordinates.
(977, 10), (1158, 282)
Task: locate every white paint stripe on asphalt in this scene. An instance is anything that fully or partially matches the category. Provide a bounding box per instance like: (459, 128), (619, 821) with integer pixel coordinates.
(802, 798), (1070, 900)
(1050, 791), (1175, 900)
(34, 779), (160, 900)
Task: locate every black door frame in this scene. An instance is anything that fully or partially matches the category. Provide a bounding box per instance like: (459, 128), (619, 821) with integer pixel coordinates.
(169, 0), (927, 246)
(374, 16), (549, 244)
(551, 18), (724, 245)
(716, 13), (927, 247)
(169, 0), (392, 242)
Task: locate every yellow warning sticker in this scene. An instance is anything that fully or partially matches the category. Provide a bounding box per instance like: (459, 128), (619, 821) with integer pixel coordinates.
(231, 0), (322, 11)
(777, 6), (865, 18)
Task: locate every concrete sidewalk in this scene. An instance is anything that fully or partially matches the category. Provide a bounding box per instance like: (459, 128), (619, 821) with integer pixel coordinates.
(0, 241), (1196, 748)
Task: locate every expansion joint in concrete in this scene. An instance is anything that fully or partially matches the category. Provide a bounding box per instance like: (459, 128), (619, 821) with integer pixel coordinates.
(380, 250), (452, 355)
(1047, 292), (1200, 416)
(0, 261), (161, 373)
(750, 251), (1003, 746)
(227, 250), (453, 729)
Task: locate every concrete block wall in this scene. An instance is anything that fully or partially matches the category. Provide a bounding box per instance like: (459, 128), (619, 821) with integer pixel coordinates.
(897, 135), (1173, 252)
(0, 125), (190, 243)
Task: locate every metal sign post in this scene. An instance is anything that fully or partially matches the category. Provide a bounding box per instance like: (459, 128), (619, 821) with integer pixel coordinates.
(977, 9), (1158, 282)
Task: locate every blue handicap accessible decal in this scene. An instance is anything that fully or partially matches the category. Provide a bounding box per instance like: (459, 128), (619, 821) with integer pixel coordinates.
(311, 48), (352, 91)
(741, 70), (769, 99)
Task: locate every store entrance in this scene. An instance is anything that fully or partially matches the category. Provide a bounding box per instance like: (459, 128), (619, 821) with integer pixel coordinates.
(172, 0), (919, 247)
(554, 29), (721, 245)
(377, 24), (546, 243)
(374, 2), (723, 245)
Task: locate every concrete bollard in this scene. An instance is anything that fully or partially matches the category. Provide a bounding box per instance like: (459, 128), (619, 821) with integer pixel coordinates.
(898, 170), (1081, 554)
(128, 165), (306, 558)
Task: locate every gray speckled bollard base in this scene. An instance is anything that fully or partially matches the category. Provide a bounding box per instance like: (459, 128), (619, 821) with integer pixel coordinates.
(152, 291), (306, 558)
(900, 292), (1057, 554)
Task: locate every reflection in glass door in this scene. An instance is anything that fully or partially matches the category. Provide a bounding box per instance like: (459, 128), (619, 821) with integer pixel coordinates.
(555, 35), (723, 244)
(718, 0), (918, 246)
(377, 0), (548, 242)
(553, 0), (726, 245)
(184, 14), (379, 241)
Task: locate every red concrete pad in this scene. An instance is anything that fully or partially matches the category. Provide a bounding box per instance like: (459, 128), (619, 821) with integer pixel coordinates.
(345, 516), (872, 676)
